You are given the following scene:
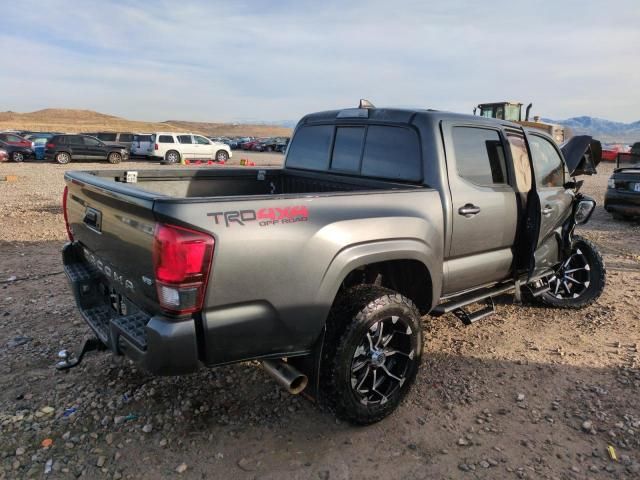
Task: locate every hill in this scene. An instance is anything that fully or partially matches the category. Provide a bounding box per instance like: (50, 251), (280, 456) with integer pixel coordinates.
(0, 109), (292, 137)
(543, 116), (640, 144)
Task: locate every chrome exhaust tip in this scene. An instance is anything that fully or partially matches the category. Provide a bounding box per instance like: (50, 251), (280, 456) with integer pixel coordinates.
(261, 359), (308, 395)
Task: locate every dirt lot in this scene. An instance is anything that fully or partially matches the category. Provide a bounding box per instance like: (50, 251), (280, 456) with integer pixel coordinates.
(0, 157), (639, 479)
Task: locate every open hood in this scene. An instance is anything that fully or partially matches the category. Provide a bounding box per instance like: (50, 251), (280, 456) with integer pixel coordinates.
(560, 136), (601, 176)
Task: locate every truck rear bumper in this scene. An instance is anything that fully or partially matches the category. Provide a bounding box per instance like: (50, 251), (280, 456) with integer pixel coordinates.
(62, 242), (201, 375)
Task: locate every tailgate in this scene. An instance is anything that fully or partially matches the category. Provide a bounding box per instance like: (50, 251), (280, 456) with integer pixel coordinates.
(64, 174), (160, 314)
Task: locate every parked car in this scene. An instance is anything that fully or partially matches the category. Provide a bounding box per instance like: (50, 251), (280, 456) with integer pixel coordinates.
(631, 142), (640, 156)
(147, 132), (232, 164)
(605, 151), (640, 220)
(45, 134), (130, 164)
(0, 132), (33, 149)
(0, 148), (8, 162)
(130, 134), (154, 157)
(0, 140), (34, 162)
(59, 104), (604, 425)
(87, 132), (136, 150)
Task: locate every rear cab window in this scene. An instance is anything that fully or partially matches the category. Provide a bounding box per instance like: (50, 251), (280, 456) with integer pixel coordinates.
(286, 124), (422, 182)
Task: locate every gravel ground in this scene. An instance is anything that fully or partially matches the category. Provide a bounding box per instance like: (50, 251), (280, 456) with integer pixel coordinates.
(0, 158), (639, 479)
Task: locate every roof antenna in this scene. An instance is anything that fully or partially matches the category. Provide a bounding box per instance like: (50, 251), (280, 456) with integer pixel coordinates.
(359, 99), (375, 109)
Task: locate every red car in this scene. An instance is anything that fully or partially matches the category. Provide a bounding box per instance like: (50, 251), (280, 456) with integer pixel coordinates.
(0, 148), (8, 162)
(601, 144), (628, 162)
(0, 132), (32, 149)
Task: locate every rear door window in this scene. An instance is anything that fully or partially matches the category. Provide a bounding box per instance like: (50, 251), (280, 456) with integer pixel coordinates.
(177, 135), (193, 144)
(361, 126), (421, 181)
(97, 133), (117, 142)
(286, 125), (333, 170)
(451, 127), (507, 186)
(331, 127), (365, 172)
(68, 136), (84, 145)
(158, 135), (174, 143)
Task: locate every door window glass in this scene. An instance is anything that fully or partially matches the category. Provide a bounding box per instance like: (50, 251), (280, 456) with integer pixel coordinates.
(158, 135), (174, 143)
(528, 135), (564, 187)
(506, 132), (532, 192)
(452, 127), (507, 186)
(118, 133), (134, 142)
(177, 135), (193, 144)
(194, 136), (211, 145)
(83, 136), (101, 146)
(68, 135), (83, 145)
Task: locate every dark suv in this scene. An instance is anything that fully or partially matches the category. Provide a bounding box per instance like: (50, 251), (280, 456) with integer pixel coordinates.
(45, 135), (130, 164)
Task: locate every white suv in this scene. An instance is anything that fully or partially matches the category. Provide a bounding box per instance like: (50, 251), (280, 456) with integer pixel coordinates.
(148, 132), (232, 164)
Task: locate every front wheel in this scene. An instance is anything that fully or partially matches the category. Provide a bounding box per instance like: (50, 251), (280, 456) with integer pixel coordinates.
(320, 285), (422, 425)
(539, 235), (606, 309)
(108, 152), (122, 164)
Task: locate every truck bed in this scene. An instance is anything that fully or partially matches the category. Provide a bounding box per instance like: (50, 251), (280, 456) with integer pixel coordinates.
(79, 167), (422, 200)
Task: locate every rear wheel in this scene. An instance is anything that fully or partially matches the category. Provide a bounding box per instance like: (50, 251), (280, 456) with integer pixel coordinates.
(55, 152), (71, 164)
(215, 150), (229, 162)
(12, 152), (24, 162)
(539, 236), (605, 309)
(164, 150), (180, 164)
(108, 152), (122, 164)
(320, 285), (422, 425)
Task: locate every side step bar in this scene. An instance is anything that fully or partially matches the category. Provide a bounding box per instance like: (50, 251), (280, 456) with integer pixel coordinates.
(432, 283), (515, 315)
(453, 297), (496, 325)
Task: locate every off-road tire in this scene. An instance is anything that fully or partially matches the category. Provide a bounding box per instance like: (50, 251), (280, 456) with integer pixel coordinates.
(320, 285), (422, 425)
(55, 152), (71, 164)
(108, 152), (122, 164)
(215, 150), (229, 162)
(539, 235), (605, 309)
(164, 150), (180, 164)
(12, 152), (25, 162)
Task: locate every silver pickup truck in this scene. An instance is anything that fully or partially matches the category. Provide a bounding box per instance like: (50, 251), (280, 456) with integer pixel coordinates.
(60, 103), (605, 425)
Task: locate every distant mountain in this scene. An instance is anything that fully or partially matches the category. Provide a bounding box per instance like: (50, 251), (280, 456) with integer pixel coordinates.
(0, 109), (292, 137)
(542, 116), (640, 144)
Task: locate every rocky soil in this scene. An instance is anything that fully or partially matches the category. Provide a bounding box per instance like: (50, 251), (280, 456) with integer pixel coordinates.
(0, 158), (639, 479)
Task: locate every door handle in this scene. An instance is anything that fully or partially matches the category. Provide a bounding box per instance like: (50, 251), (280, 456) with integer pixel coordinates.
(542, 205), (553, 216)
(458, 203), (481, 217)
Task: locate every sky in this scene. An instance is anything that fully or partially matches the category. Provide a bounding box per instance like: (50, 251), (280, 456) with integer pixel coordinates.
(2, 0), (639, 123)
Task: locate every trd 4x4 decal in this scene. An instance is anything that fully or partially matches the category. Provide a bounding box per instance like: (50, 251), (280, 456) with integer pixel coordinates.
(208, 206), (309, 227)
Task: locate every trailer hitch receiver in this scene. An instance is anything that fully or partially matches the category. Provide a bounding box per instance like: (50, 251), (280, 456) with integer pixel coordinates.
(56, 338), (107, 371)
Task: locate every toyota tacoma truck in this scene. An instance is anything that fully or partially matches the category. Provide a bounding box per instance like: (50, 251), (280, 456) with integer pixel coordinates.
(59, 101), (605, 425)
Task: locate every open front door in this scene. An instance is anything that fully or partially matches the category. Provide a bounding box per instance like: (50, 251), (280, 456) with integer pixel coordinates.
(504, 130), (540, 278)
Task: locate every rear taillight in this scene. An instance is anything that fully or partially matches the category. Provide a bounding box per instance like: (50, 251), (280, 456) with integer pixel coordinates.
(152, 224), (215, 314)
(62, 186), (74, 241)
(154, 143), (159, 150)
(46, 142), (55, 149)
